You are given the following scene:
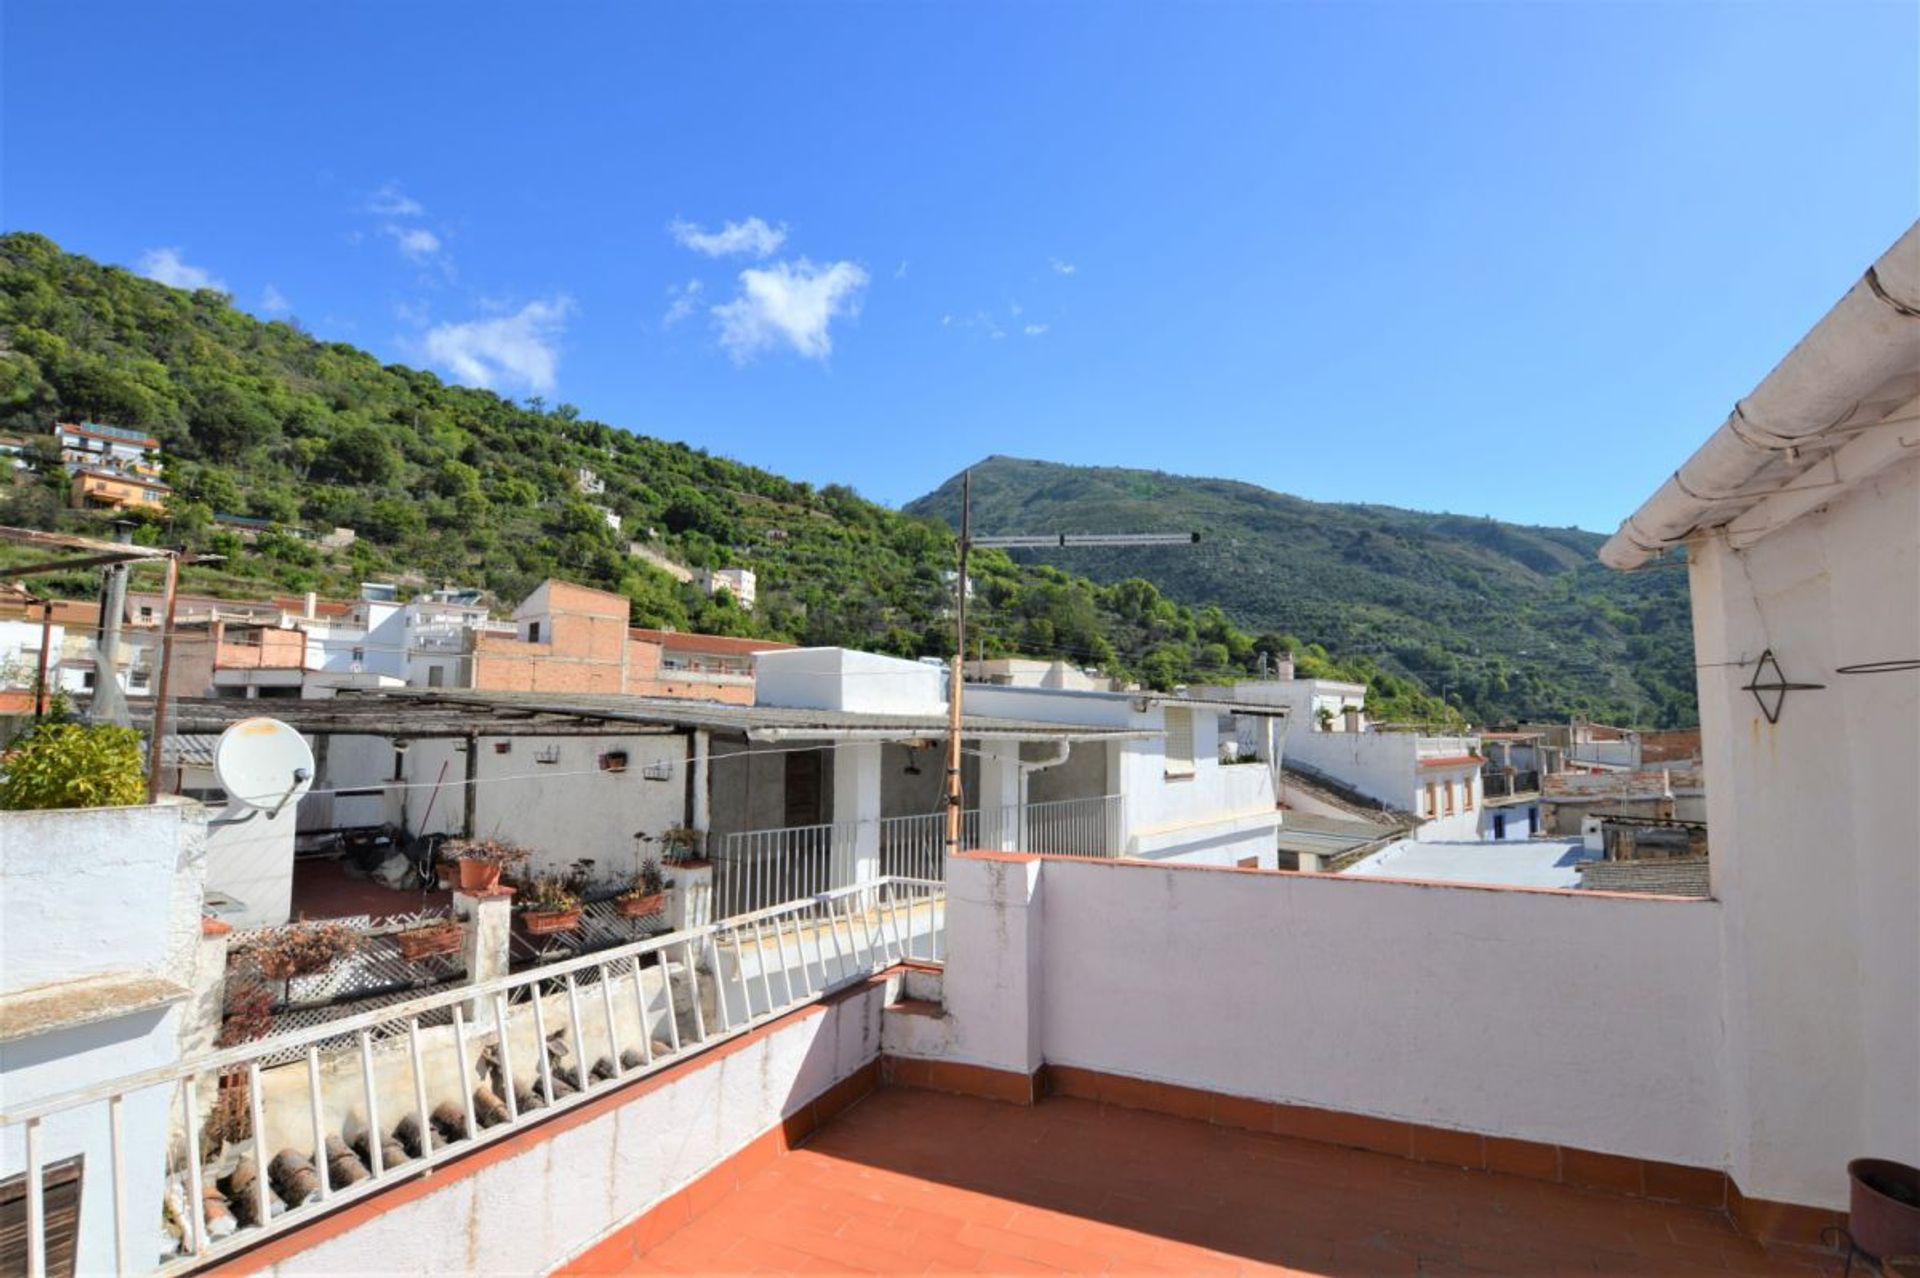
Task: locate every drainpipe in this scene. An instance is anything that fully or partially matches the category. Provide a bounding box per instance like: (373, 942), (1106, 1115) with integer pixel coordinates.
(1600, 220), (1920, 569)
(1014, 739), (1073, 846)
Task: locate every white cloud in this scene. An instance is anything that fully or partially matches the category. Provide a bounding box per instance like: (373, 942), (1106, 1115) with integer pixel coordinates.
(1023, 323), (1048, 337)
(894, 260), (909, 280)
(423, 297), (572, 393)
(1050, 257), (1077, 276)
(138, 247), (225, 292)
(394, 298), (431, 327)
(384, 224), (443, 262)
(260, 285), (291, 315)
(1010, 301), (1024, 316)
(662, 279), (704, 328)
(712, 259), (868, 364)
(368, 182), (425, 217)
(670, 216), (787, 259)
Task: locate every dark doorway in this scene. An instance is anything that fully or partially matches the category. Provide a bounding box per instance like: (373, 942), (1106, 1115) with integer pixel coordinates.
(784, 749), (828, 826)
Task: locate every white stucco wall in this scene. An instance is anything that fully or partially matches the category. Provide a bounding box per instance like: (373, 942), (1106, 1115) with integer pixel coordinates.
(0, 800), (209, 1275)
(248, 981), (889, 1277)
(1285, 730), (1419, 808)
(0, 799), (207, 993)
(404, 733), (690, 883)
(1687, 451), (1920, 1209)
(203, 794), (299, 926)
(755, 648), (945, 715)
(931, 853), (1727, 1175)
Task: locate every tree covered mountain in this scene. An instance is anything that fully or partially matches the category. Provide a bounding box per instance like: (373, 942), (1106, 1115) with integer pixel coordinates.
(0, 233), (1688, 726)
(906, 457), (1698, 727)
(0, 233), (1464, 724)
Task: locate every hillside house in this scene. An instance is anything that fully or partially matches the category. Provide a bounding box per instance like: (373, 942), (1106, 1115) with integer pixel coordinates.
(698, 565), (756, 610)
(53, 421), (160, 476)
(67, 466), (168, 512)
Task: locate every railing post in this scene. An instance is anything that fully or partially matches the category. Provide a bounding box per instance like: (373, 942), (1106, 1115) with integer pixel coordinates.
(456, 888), (514, 1026)
(668, 860), (714, 934)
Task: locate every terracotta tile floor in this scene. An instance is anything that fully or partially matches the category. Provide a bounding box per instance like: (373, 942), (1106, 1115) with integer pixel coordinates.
(289, 856), (450, 920)
(625, 1089), (1842, 1276)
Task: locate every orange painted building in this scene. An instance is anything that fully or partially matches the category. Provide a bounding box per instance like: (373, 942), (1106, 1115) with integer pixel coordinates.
(69, 467), (169, 512)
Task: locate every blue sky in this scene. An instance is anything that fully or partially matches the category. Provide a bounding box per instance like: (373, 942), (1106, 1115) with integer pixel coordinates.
(4, 2), (1915, 532)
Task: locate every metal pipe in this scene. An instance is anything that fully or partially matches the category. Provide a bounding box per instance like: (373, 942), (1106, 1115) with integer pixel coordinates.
(145, 554), (181, 801)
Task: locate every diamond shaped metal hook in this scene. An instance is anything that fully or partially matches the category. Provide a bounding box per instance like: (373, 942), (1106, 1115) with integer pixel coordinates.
(1741, 649), (1825, 725)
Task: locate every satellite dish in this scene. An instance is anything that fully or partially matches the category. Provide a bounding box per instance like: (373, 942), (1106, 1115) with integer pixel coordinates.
(213, 717), (315, 817)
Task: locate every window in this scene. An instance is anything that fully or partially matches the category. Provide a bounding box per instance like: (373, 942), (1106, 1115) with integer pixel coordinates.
(139, 605), (154, 621)
(351, 646), (365, 662)
(427, 666), (445, 687)
(493, 740), (512, 754)
(599, 750), (629, 773)
(527, 621), (542, 644)
(129, 669), (151, 690)
(1163, 708), (1196, 777)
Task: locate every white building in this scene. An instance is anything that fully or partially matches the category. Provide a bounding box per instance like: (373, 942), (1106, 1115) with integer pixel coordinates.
(699, 566), (756, 610)
(1598, 217), (1920, 1208)
(1282, 725), (1484, 839)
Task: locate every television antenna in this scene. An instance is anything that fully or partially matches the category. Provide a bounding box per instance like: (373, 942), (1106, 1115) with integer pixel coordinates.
(212, 717), (315, 819)
(943, 469), (1199, 856)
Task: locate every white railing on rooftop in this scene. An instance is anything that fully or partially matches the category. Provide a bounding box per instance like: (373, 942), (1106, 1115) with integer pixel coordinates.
(716, 796), (1124, 917)
(0, 878), (945, 1278)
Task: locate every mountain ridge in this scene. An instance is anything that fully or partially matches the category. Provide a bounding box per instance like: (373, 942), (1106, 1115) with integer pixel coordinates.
(904, 456), (1697, 727)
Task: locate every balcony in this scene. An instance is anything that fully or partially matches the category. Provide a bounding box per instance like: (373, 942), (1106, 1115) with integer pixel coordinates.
(713, 796), (1124, 917)
(1481, 769), (1541, 801)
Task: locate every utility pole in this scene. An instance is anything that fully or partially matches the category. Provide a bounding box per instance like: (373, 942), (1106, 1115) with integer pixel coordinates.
(943, 469), (1199, 858)
(944, 472), (972, 859)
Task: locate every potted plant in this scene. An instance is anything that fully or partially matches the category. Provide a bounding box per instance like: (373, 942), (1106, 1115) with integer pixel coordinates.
(247, 921), (359, 982)
(442, 837), (528, 893)
(658, 825), (706, 867)
(518, 876), (582, 935)
(394, 919), (463, 962)
(616, 861), (669, 918)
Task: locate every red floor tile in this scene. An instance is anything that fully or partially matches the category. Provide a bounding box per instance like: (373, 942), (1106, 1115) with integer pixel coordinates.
(611, 1089), (1842, 1276)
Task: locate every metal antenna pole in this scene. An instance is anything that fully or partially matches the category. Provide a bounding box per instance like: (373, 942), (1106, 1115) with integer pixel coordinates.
(941, 479), (1198, 857)
(945, 471), (970, 858)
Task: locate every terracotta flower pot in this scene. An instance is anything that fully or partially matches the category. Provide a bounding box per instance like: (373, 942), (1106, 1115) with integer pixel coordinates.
(395, 923), (462, 962)
(1850, 1158), (1920, 1262)
(520, 908), (581, 936)
(458, 858), (503, 893)
(616, 892), (666, 919)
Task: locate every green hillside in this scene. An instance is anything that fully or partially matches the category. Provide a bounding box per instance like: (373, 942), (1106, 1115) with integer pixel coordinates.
(906, 457), (1697, 727)
(0, 233), (1689, 726)
(0, 232), (1467, 724)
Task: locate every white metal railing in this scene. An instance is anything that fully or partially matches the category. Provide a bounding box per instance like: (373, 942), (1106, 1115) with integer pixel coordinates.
(0, 878), (945, 1278)
(713, 821), (851, 918)
(720, 796), (1125, 914)
(1019, 794), (1124, 858)
(878, 810), (981, 882)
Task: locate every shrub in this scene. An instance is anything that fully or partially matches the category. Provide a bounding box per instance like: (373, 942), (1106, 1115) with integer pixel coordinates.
(0, 721), (146, 810)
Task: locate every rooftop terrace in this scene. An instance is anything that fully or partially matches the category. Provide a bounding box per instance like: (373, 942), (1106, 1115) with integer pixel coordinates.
(571, 1085), (1841, 1276)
